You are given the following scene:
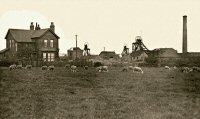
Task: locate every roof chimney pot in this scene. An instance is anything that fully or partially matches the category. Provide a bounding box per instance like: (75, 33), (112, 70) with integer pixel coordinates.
(50, 22), (55, 32)
(30, 22), (34, 30)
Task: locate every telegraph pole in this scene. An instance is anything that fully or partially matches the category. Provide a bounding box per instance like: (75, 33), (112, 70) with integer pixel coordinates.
(75, 35), (77, 60)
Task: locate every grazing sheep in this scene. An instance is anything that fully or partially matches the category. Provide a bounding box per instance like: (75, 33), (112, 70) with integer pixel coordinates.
(98, 66), (108, 72)
(9, 64), (16, 71)
(165, 66), (171, 70)
(180, 67), (193, 73)
(84, 66), (89, 70)
(192, 66), (200, 72)
(41, 65), (48, 70)
(96, 66), (101, 71)
(132, 66), (143, 74)
(71, 65), (77, 72)
(48, 65), (55, 71)
(121, 66), (128, 72)
(173, 66), (177, 70)
(16, 64), (23, 69)
(25, 65), (32, 69)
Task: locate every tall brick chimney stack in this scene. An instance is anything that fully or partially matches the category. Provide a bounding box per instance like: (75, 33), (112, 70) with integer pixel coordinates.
(50, 22), (55, 32)
(30, 22), (34, 30)
(182, 15), (187, 53)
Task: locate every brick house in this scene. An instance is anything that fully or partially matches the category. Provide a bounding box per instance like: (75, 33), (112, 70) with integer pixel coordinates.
(0, 22), (60, 66)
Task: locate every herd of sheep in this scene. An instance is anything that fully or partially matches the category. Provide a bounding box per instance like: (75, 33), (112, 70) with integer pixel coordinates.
(8, 63), (200, 74)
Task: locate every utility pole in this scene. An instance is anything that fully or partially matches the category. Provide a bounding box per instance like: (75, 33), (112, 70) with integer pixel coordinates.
(75, 35), (77, 60)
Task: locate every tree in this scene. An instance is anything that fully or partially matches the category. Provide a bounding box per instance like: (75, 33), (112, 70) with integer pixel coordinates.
(16, 47), (34, 61)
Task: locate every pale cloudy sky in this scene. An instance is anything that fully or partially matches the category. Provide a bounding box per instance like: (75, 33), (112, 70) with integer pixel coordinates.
(0, 0), (200, 54)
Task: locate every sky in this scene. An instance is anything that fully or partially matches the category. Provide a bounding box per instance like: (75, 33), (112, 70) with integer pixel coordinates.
(0, 0), (200, 55)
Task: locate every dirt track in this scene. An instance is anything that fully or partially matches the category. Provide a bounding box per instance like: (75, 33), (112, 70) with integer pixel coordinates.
(0, 67), (200, 119)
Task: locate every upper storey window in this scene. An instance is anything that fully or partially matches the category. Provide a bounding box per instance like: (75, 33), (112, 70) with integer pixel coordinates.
(50, 40), (53, 47)
(44, 40), (47, 47)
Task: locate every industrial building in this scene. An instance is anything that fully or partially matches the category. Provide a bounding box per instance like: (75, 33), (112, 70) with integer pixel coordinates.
(67, 47), (83, 60)
(149, 15), (200, 66)
(121, 15), (200, 66)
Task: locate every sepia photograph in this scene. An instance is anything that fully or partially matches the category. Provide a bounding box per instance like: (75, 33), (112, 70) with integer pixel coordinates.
(0, 0), (200, 118)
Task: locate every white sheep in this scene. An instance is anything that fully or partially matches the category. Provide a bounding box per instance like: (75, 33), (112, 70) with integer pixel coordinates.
(132, 66), (143, 74)
(180, 67), (192, 73)
(165, 66), (171, 70)
(98, 66), (108, 72)
(9, 64), (16, 71)
(71, 65), (77, 72)
(41, 65), (48, 70)
(173, 66), (177, 70)
(48, 65), (55, 71)
(192, 66), (200, 72)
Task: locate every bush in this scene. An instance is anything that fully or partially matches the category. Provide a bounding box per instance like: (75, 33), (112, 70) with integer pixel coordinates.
(93, 62), (102, 67)
(70, 60), (93, 67)
(0, 60), (17, 67)
(53, 60), (66, 67)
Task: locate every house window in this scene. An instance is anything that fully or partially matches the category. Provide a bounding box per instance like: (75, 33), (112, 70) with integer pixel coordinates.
(43, 53), (47, 61)
(15, 43), (17, 51)
(44, 40), (48, 47)
(48, 53), (51, 61)
(50, 53), (55, 61)
(43, 53), (55, 62)
(12, 40), (15, 47)
(50, 40), (53, 47)
(46, 53), (55, 62)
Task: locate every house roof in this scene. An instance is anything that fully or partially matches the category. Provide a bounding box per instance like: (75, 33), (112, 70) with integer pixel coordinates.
(31, 29), (49, 38)
(68, 47), (83, 51)
(5, 28), (59, 42)
(99, 51), (116, 55)
(0, 48), (9, 54)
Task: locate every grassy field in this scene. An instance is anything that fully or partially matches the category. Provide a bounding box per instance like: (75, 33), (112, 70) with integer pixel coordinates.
(0, 66), (200, 119)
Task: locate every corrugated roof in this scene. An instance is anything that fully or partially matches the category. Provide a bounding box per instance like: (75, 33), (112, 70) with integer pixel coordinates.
(5, 28), (59, 42)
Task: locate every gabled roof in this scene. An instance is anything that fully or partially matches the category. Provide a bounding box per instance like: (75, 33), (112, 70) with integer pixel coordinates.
(5, 28), (59, 42)
(31, 29), (49, 38)
(0, 48), (9, 54)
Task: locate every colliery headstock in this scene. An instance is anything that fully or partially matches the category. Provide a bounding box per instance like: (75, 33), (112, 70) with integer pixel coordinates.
(83, 42), (90, 56)
(122, 44), (129, 55)
(132, 36), (150, 54)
